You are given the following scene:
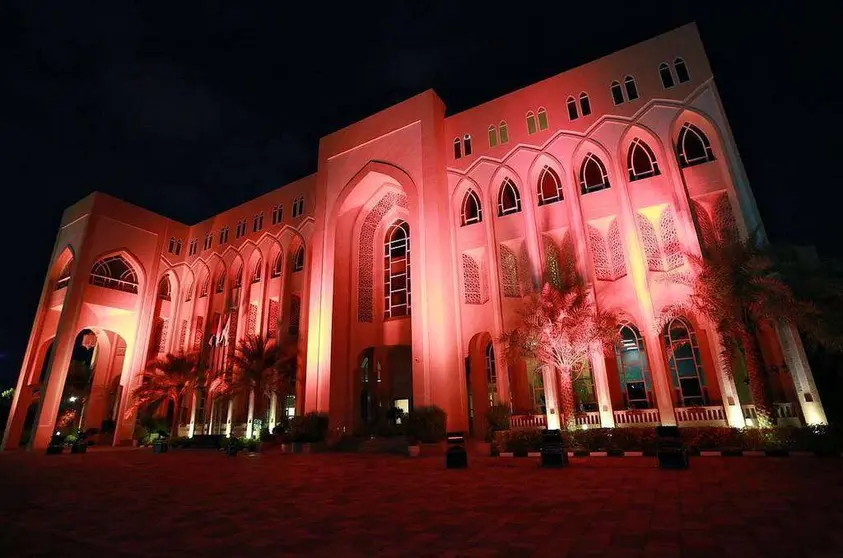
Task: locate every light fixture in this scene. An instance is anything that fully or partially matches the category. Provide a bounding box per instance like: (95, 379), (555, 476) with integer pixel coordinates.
(81, 332), (97, 350)
(69, 396), (78, 403)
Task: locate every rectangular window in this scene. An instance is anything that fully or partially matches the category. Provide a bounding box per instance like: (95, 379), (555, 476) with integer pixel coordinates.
(272, 204), (283, 225)
(219, 226), (229, 245)
(253, 212), (264, 232)
(189, 239), (197, 256)
(204, 234), (213, 251)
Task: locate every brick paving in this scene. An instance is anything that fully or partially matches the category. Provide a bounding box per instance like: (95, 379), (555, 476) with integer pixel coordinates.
(1, 448), (842, 557)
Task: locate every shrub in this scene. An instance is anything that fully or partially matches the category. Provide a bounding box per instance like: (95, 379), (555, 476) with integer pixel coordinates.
(406, 405), (446, 444)
(289, 412), (330, 443)
(493, 430), (542, 453)
(272, 415), (291, 436)
(169, 436), (190, 448)
(485, 404), (511, 442)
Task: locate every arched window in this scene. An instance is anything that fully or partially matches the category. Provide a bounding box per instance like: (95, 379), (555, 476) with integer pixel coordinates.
(90, 255), (138, 294)
(659, 63), (675, 88)
(292, 196), (305, 218)
(485, 342), (497, 405)
(488, 125), (498, 147)
(677, 122), (715, 167)
(674, 57), (690, 83)
(200, 275), (209, 297)
(579, 153), (610, 194)
(624, 75), (639, 101)
(461, 189), (482, 226)
(664, 317), (707, 406)
(579, 92), (591, 116)
(499, 121), (509, 143)
(537, 107), (549, 130)
(272, 253), (282, 277)
(252, 258), (262, 283)
(611, 81), (624, 105)
(384, 220), (411, 319)
(627, 138), (661, 181)
(529, 363), (545, 414)
(168, 237), (176, 253)
(573, 360), (598, 412)
(537, 165), (563, 205)
(233, 265), (243, 288)
(566, 96), (578, 121)
(463, 134), (472, 156)
(55, 257), (73, 290)
(215, 272), (225, 293)
(614, 322), (653, 409)
(497, 178), (522, 216)
(184, 278), (194, 302)
(453, 137), (462, 159)
(158, 276), (171, 301)
(293, 246), (305, 272)
(526, 111), (537, 134)
(175, 239), (182, 256)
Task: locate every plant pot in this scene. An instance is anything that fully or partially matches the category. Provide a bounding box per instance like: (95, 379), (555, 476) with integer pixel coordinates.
(153, 441), (169, 454)
(408, 445), (421, 457)
(71, 443), (88, 454)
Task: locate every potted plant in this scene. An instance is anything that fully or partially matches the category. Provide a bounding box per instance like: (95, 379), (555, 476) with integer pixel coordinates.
(484, 404), (511, 456)
(406, 405), (446, 456)
(290, 412), (329, 453)
(70, 430), (89, 454)
(46, 434), (65, 455)
(153, 430), (169, 454)
(225, 435), (240, 456)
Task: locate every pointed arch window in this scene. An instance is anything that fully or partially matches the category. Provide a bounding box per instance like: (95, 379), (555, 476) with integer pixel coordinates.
(55, 258), (73, 290)
(526, 111), (537, 135)
(627, 138), (661, 181)
(488, 125), (498, 147)
(674, 57), (690, 83)
(461, 189), (482, 226)
(175, 239), (182, 256)
(677, 123), (715, 167)
(611, 81), (624, 105)
(624, 75), (639, 101)
(90, 255), (138, 294)
(272, 253), (282, 278)
(485, 342), (497, 405)
(200, 275), (209, 298)
(537, 107), (549, 130)
(497, 178), (522, 216)
(384, 220), (411, 319)
(664, 317), (707, 406)
(453, 137), (462, 159)
(252, 258), (262, 283)
(463, 134), (472, 156)
(184, 278), (194, 302)
(499, 121), (509, 143)
(567, 96), (578, 121)
(659, 63), (675, 88)
(579, 153), (610, 194)
(292, 196), (305, 218)
(615, 322), (654, 409)
(168, 237), (176, 253)
(537, 165), (563, 205)
(293, 246), (305, 272)
(272, 204), (283, 225)
(158, 276), (171, 301)
(215, 272), (226, 294)
(579, 93), (591, 116)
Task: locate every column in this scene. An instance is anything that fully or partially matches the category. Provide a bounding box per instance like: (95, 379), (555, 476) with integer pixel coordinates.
(187, 389), (198, 438)
(541, 366), (561, 430)
(706, 327), (746, 427)
(643, 335), (677, 426)
(777, 323), (828, 425)
(590, 347), (615, 427)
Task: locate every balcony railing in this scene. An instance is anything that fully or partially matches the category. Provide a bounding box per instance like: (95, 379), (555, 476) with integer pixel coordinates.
(89, 274), (138, 294)
(743, 402), (800, 425)
(510, 414), (546, 430)
(675, 405), (727, 425)
(614, 408), (661, 426)
(576, 412), (601, 427)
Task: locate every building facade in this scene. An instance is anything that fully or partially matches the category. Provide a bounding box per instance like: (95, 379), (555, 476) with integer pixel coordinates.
(2, 24), (828, 450)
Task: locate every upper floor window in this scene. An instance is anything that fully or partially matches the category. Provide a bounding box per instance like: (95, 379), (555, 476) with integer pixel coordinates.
(293, 246), (305, 272)
(537, 107), (549, 131)
(272, 204), (283, 225)
(526, 111), (537, 135)
(627, 138), (661, 181)
(90, 255), (138, 294)
(219, 226), (229, 245)
(168, 237), (182, 255)
(188, 239), (197, 256)
(499, 121), (509, 144)
(674, 58), (690, 83)
(624, 76), (639, 101)
(272, 253), (282, 277)
(453, 137), (462, 159)
(488, 125), (497, 147)
(158, 276), (171, 301)
(235, 219), (246, 239)
(175, 239), (182, 256)
(497, 178), (522, 216)
(659, 63), (675, 88)
(677, 123), (715, 168)
(292, 196), (305, 218)
(215, 272), (225, 293)
(252, 259), (262, 283)
(463, 134), (472, 156)
(537, 165), (563, 206)
(253, 212), (264, 232)
(384, 220), (411, 320)
(567, 96), (578, 121)
(204, 233), (213, 251)
(55, 258), (73, 290)
(611, 81), (624, 105)
(461, 189), (482, 226)
(579, 93), (591, 116)
(579, 153), (610, 194)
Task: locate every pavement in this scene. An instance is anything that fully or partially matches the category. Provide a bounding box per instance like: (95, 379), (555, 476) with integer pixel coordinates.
(1, 448), (842, 557)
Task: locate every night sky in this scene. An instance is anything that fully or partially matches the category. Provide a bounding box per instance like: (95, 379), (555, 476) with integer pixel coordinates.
(0, 2), (836, 386)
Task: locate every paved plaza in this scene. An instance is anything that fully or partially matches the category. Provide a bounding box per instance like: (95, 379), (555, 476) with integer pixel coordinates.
(1, 448), (842, 557)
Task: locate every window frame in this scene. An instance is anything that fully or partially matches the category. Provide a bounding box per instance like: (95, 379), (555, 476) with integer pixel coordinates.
(579, 153), (611, 194)
(497, 178), (522, 216)
(460, 189), (483, 226)
(623, 75), (639, 101)
(537, 165), (563, 206)
(627, 138), (661, 181)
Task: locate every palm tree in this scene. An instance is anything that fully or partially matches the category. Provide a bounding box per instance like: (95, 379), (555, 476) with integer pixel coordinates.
(228, 334), (297, 436)
(662, 233), (827, 427)
(126, 352), (201, 436)
(501, 271), (618, 430)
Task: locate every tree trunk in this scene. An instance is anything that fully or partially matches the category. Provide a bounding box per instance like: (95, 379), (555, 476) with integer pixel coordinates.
(741, 329), (775, 428)
(170, 395), (181, 437)
(246, 388), (256, 438)
(558, 367), (577, 431)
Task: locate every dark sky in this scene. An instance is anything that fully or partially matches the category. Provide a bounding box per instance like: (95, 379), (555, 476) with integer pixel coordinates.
(0, 2), (836, 385)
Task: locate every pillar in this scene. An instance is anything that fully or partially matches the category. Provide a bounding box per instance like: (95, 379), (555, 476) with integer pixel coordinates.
(541, 366), (561, 430)
(643, 334), (677, 426)
(590, 347), (615, 427)
(706, 327), (746, 427)
(2, 388), (34, 449)
(777, 323), (828, 425)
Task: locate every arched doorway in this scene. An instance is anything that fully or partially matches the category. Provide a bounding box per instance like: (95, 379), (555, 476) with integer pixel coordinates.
(354, 345), (412, 433)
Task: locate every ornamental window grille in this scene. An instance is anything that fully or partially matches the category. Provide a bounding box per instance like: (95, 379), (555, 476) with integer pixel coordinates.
(288, 295), (301, 336)
(588, 221), (626, 281)
(383, 220), (411, 319)
(462, 253), (487, 305)
(499, 244), (520, 297)
(677, 123), (715, 167)
(90, 255), (138, 293)
(267, 299), (279, 339)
